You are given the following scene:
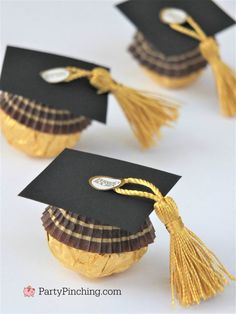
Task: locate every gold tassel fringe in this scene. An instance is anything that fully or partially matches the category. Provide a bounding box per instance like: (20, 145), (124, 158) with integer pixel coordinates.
(0, 109), (80, 158)
(113, 177), (235, 306)
(156, 196), (235, 306)
(200, 38), (236, 117)
(64, 67), (179, 148)
(170, 16), (236, 117)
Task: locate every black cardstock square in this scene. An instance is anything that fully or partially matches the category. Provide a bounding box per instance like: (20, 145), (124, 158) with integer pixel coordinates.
(117, 0), (235, 56)
(0, 46), (109, 122)
(19, 149), (181, 233)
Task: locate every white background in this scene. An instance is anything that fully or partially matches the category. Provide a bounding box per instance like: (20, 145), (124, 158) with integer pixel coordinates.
(0, 0), (236, 313)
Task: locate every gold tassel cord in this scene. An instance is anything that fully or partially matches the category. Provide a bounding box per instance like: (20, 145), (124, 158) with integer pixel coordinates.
(113, 177), (235, 306)
(65, 67), (179, 148)
(170, 16), (236, 117)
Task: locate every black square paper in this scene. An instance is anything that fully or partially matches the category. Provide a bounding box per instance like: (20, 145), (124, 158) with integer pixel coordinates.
(0, 46), (109, 122)
(19, 149), (181, 233)
(117, 0), (235, 56)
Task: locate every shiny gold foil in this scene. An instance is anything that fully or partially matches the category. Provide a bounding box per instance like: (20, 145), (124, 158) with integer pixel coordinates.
(47, 234), (148, 278)
(143, 68), (203, 89)
(0, 109), (80, 158)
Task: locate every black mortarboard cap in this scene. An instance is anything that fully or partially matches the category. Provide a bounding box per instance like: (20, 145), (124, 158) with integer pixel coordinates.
(19, 149), (181, 233)
(0, 46), (108, 122)
(116, 0), (235, 56)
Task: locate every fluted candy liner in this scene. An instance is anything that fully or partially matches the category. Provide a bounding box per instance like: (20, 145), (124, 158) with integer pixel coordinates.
(0, 91), (91, 157)
(129, 33), (207, 88)
(42, 206), (156, 278)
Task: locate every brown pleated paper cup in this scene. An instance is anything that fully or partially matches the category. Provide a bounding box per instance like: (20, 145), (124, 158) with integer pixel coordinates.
(0, 91), (91, 158)
(129, 32), (207, 88)
(42, 206), (156, 278)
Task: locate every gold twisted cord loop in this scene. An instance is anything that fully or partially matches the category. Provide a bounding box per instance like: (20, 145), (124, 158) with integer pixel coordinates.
(170, 16), (207, 42)
(58, 64), (179, 148)
(113, 177), (235, 306)
(65, 67), (91, 81)
(169, 16), (219, 64)
(114, 177), (163, 202)
(168, 14), (236, 118)
(65, 67), (119, 94)
(114, 178), (182, 235)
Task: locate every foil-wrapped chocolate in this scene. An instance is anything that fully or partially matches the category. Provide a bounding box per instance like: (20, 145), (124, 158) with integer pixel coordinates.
(117, 0), (235, 89)
(0, 47), (108, 157)
(19, 150), (235, 307)
(0, 91), (91, 157)
(19, 149), (180, 277)
(42, 206), (155, 278)
(129, 32), (207, 88)
(1, 46), (180, 154)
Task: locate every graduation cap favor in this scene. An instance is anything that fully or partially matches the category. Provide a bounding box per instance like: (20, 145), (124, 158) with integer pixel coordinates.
(117, 0), (236, 116)
(19, 149), (235, 307)
(0, 46), (179, 158)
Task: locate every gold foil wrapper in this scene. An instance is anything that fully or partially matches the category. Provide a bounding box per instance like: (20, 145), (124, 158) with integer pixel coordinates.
(42, 206), (156, 254)
(47, 234), (148, 278)
(143, 68), (203, 89)
(0, 109), (80, 158)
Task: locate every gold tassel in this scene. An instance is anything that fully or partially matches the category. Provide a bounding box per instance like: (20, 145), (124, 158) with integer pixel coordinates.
(112, 177), (235, 306)
(42, 66), (179, 149)
(199, 38), (236, 116)
(156, 196), (235, 306)
(170, 16), (236, 117)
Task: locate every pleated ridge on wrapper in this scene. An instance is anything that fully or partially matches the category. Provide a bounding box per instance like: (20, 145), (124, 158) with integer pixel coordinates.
(0, 91), (91, 158)
(42, 205), (155, 278)
(128, 32), (207, 88)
